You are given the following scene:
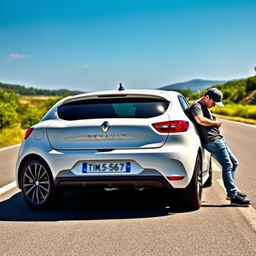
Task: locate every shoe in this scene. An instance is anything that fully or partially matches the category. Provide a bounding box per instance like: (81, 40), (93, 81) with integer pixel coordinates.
(230, 194), (250, 206)
(226, 191), (247, 200)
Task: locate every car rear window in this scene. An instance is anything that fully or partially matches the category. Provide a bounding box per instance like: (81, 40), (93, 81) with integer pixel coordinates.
(58, 97), (170, 120)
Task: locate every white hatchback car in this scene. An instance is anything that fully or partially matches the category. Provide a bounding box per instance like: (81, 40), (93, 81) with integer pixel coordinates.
(16, 89), (212, 210)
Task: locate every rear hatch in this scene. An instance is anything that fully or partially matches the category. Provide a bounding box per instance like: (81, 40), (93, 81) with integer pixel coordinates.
(46, 95), (171, 150)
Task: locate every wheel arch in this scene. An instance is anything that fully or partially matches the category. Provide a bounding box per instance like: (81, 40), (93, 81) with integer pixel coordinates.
(17, 154), (51, 188)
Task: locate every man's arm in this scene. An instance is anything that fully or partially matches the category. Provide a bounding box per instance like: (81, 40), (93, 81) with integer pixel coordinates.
(194, 115), (222, 127)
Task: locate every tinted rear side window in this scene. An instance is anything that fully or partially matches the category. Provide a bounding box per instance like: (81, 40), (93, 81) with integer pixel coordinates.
(58, 97), (170, 120)
(178, 95), (190, 111)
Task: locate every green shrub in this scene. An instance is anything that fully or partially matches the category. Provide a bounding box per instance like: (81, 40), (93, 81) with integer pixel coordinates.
(20, 106), (44, 129)
(0, 93), (66, 147)
(212, 104), (256, 119)
(18, 96), (63, 129)
(0, 89), (19, 129)
(0, 124), (24, 147)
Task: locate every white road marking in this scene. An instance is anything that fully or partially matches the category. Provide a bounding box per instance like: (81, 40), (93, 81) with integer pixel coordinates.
(0, 181), (17, 196)
(217, 179), (256, 232)
(0, 144), (21, 151)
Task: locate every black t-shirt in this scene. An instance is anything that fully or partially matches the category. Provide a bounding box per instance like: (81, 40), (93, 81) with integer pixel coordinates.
(189, 101), (222, 145)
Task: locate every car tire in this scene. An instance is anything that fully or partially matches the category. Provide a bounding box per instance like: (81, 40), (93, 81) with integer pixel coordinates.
(20, 159), (59, 209)
(203, 156), (212, 188)
(172, 154), (202, 211)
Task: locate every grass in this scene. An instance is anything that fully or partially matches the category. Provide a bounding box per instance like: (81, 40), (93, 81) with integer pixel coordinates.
(0, 124), (24, 148)
(19, 96), (57, 107)
(211, 104), (256, 125)
(0, 95), (61, 148)
(211, 104), (256, 120)
(214, 114), (256, 125)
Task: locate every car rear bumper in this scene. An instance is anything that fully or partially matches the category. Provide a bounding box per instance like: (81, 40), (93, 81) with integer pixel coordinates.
(17, 145), (196, 189)
(55, 170), (173, 190)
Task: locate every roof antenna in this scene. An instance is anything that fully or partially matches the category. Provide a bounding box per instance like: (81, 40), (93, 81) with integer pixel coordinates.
(118, 83), (125, 91)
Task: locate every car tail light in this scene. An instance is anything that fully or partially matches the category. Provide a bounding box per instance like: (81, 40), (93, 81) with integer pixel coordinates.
(152, 120), (189, 133)
(166, 176), (185, 181)
(24, 128), (34, 140)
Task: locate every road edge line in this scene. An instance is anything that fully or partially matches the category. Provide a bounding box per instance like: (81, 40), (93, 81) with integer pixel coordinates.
(0, 144), (21, 151)
(0, 181), (17, 196)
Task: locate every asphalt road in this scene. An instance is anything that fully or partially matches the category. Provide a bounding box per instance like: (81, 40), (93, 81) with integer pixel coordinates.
(219, 120), (256, 208)
(0, 120), (256, 255)
(0, 145), (19, 187)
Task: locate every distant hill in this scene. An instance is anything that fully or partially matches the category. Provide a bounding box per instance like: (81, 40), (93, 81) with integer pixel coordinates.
(159, 79), (225, 91)
(0, 82), (83, 96)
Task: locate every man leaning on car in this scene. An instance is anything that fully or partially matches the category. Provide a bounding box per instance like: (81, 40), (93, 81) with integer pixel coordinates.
(189, 88), (250, 206)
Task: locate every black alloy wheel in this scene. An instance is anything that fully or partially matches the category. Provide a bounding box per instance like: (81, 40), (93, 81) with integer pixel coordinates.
(195, 154), (203, 203)
(204, 156), (213, 188)
(21, 159), (57, 209)
(172, 154), (202, 211)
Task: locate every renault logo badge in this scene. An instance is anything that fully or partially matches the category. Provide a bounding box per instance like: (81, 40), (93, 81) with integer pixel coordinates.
(101, 121), (110, 132)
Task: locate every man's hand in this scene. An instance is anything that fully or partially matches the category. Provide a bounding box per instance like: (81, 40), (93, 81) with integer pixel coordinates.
(215, 118), (222, 127)
(194, 115), (222, 127)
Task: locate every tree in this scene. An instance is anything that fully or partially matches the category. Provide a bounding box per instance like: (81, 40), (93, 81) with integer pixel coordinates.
(246, 76), (256, 92)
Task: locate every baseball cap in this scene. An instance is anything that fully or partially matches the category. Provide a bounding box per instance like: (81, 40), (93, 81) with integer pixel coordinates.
(206, 88), (224, 107)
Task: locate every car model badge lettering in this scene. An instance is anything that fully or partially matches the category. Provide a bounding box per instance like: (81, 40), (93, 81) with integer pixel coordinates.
(101, 121), (110, 132)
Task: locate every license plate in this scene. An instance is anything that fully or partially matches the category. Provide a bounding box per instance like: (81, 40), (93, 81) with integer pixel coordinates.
(82, 162), (131, 173)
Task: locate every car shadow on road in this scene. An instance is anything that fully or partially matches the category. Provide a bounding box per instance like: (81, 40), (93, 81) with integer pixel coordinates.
(202, 204), (250, 208)
(0, 189), (180, 222)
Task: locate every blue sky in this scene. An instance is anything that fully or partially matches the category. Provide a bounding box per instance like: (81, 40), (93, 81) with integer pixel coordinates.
(0, 0), (255, 92)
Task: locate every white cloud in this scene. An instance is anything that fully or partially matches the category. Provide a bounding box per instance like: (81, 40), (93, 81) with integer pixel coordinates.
(7, 53), (31, 60)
